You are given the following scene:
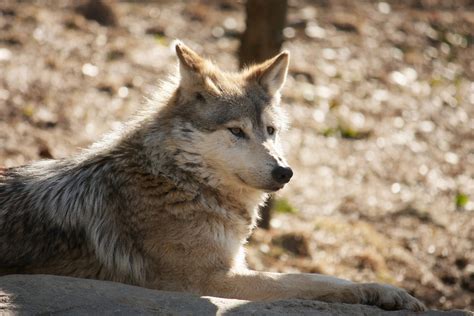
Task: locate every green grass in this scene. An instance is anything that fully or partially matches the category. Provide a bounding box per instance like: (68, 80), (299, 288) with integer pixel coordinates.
(274, 198), (298, 214)
(155, 35), (168, 46)
(321, 126), (370, 140)
(456, 193), (469, 208)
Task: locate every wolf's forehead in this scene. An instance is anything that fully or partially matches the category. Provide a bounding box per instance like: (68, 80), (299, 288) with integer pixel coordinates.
(210, 86), (271, 126)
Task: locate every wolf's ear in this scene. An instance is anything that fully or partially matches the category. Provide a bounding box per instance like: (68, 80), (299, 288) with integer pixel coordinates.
(174, 41), (205, 86)
(248, 51), (290, 95)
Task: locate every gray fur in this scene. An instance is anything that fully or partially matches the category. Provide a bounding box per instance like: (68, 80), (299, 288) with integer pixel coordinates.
(0, 50), (272, 287)
(0, 43), (426, 312)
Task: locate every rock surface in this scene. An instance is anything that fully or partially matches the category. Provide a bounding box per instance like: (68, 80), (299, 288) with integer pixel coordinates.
(0, 275), (471, 315)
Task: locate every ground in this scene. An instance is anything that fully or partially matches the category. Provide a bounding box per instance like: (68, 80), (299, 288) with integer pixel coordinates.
(0, 0), (472, 311)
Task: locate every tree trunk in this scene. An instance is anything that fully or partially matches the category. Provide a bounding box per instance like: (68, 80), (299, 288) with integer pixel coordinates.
(239, 0), (288, 229)
(76, 0), (117, 27)
(239, 0), (288, 68)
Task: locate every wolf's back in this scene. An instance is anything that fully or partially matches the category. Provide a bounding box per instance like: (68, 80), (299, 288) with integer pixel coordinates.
(0, 161), (89, 271)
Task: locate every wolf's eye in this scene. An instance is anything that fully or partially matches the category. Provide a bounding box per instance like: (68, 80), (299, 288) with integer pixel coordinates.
(228, 127), (246, 138)
(267, 126), (275, 135)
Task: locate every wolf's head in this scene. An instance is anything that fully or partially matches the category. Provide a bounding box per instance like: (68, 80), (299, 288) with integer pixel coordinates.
(158, 42), (292, 193)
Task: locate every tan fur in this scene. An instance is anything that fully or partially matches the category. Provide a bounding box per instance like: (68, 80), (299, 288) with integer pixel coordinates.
(0, 42), (426, 311)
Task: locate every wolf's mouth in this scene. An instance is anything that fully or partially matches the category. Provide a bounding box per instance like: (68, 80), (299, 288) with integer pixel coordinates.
(265, 184), (285, 192)
(235, 174), (285, 192)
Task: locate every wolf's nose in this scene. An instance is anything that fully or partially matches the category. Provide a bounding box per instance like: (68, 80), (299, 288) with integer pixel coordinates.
(271, 166), (293, 184)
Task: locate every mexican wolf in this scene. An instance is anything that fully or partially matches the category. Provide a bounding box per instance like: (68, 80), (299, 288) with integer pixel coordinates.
(0, 42), (425, 311)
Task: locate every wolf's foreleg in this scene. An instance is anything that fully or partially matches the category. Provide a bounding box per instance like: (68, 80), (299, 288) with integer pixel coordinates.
(201, 270), (426, 311)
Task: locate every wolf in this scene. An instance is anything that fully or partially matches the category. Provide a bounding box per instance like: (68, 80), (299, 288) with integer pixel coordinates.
(0, 42), (425, 311)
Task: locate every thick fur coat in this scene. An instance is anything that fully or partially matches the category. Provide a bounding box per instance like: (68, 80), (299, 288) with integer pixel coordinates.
(0, 42), (425, 311)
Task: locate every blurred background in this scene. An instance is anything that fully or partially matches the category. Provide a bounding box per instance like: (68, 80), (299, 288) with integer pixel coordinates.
(0, 0), (473, 310)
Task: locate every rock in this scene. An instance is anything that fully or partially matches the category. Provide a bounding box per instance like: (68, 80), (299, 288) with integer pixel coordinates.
(0, 275), (471, 315)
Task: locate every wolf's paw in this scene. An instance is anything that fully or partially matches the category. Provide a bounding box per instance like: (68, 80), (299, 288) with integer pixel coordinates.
(354, 283), (427, 311)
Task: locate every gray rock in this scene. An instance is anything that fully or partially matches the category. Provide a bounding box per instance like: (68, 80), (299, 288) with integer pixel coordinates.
(0, 275), (471, 315)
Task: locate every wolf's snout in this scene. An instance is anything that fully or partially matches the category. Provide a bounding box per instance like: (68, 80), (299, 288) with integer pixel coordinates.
(271, 166), (293, 184)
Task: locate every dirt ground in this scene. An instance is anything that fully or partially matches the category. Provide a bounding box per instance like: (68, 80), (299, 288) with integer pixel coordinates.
(0, 0), (472, 311)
